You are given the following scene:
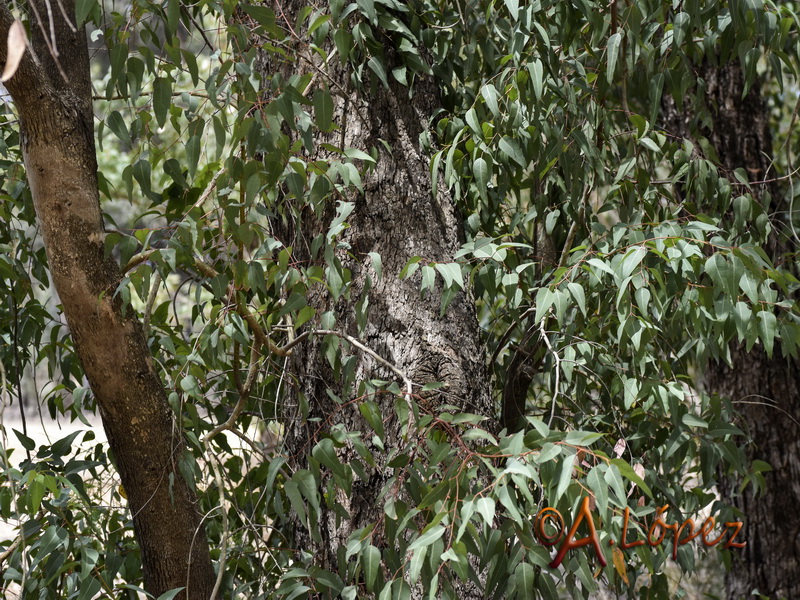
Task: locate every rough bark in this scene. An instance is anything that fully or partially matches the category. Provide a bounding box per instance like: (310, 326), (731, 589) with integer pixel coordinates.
(0, 5), (215, 597)
(252, 4), (492, 596)
(663, 62), (800, 600)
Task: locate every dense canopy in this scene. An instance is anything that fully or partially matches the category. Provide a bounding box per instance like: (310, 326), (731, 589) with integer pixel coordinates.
(1, 0), (799, 598)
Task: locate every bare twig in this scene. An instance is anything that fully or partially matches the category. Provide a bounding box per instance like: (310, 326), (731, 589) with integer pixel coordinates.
(26, 0), (69, 82)
(202, 340), (262, 599)
(142, 271), (162, 334)
(53, 0), (76, 32)
(204, 341), (262, 445)
(194, 257), (289, 357)
(0, 535), (20, 565)
(122, 248), (157, 274)
(539, 318), (561, 427)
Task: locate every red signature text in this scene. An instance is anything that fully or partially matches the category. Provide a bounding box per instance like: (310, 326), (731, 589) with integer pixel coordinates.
(534, 497), (746, 568)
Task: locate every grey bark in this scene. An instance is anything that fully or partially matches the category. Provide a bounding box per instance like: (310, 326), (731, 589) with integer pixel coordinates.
(663, 62), (800, 600)
(0, 5), (215, 597)
(252, 4), (492, 596)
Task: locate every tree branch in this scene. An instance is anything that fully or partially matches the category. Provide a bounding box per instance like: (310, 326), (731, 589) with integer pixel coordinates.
(193, 257), (290, 357)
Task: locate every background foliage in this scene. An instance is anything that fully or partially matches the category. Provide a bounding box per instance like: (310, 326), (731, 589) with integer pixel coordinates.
(1, 0), (798, 597)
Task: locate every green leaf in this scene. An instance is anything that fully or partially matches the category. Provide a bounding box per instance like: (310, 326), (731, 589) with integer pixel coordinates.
(363, 545), (381, 591)
(504, 0), (519, 20)
(564, 431), (604, 446)
(344, 147), (376, 164)
(618, 246), (646, 281)
(681, 414), (708, 429)
(327, 201), (356, 241)
(368, 57), (389, 87)
(704, 253), (731, 296)
(473, 157), (490, 194)
(733, 301), (751, 341)
(314, 88), (335, 132)
(408, 544), (426, 583)
(527, 59), (544, 99)
(421, 265), (435, 294)
(359, 401), (385, 440)
(75, 0), (97, 25)
(481, 83), (500, 118)
(514, 562), (535, 600)
(356, 0), (377, 23)
(567, 282), (586, 316)
(535, 287), (555, 323)
(279, 293), (308, 318)
(739, 273), (759, 304)
(607, 32), (622, 83)
(106, 111), (131, 146)
(535, 442), (561, 464)
(466, 108), (481, 134)
(757, 310), (777, 357)
(499, 136), (526, 167)
(587, 465), (608, 515)
(242, 4), (276, 28)
(475, 497), (495, 526)
(554, 456), (574, 500)
(13, 429), (35, 451)
(407, 525), (445, 552)
(166, 0), (180, 36)
(610, 459), (653, 498)
(312, 438), (347, 479)
(368, 251), (383, 280)
(153, 77), (171, 128)
(435, 263), (464, 290)
(28, 475), (45, 513)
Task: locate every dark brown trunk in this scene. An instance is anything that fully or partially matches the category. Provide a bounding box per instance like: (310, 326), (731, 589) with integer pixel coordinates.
(0, 6), (215, 597)
(252, 4), (492, 596)
(663, 62), (800, 599)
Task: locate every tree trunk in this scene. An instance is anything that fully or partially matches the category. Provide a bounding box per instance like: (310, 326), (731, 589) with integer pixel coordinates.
(253, 5), (492, 595)
(663, 62), (800, 599)
(0, 6), (215, 598)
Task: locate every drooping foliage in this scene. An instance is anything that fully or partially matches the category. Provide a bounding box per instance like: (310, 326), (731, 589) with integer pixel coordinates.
(1, 0), (798, 598)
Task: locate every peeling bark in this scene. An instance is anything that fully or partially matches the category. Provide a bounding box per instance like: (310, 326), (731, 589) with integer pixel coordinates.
(0, 5), (215, 597)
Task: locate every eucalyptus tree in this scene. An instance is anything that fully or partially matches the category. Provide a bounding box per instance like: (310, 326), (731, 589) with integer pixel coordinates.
(1, 0), (799, 599)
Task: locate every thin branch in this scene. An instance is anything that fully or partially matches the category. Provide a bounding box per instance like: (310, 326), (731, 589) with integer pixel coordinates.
(182, 6), (215, 54)
(25, 0), (69, 82)
(142, 270), (162, 334)
(302, 329), (416, 429)
(558, 221), (578, 269)
(539, 318), (561, 428)
(122, 248), (157, 273)
(733, 396), (800, 429)
(121, 166), (224, 274)
(53, 0), (76, 32)
(204, 341), (262, 445)
(0, 534), (20, 565)
(193, 257), (288, 357)
(254, 326), (416, 425)
(206, 452), (227, 600)
(43, 0), (57, 56)
(202, 341), (262, 600)
(183, 165), (225, 217)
